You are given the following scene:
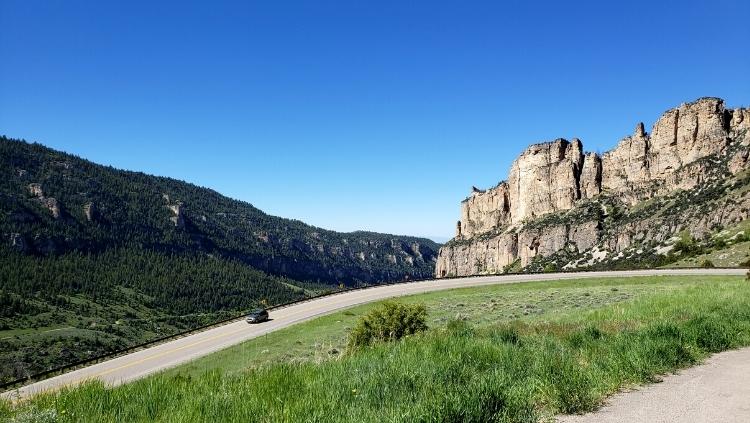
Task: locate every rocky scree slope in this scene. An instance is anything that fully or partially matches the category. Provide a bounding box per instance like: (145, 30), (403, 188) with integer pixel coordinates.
(437, 97), (750, 277)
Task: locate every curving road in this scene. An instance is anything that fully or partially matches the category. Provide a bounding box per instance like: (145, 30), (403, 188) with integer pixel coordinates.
(1, 268), (744, 401)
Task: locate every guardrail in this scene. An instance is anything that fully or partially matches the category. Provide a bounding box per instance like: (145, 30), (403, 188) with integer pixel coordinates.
(1, 266), (745, 393)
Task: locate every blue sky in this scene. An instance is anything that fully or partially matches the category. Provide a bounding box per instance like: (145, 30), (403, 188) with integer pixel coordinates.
(1, 1), (749, 241)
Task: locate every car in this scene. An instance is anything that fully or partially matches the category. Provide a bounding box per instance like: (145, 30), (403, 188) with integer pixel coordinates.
(246, 308), (269, 324)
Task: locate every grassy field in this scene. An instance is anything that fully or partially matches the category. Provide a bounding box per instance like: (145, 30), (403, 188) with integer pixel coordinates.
(3, 275), (750, 422)
(165, 276), (686, 378)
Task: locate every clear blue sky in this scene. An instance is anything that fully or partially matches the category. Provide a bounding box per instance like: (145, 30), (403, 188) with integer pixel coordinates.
(1, 1), (748, 241)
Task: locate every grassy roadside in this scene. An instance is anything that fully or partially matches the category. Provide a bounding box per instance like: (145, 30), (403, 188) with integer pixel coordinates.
(162, 276), (698, 378)
(3, 276), (749, 422)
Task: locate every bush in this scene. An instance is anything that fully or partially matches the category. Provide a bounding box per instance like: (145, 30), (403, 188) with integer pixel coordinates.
(347, 302), (428, 350)
(543, 263), (557, 273)
(674, 234), (704, 256)
(700, 259), (715, 268)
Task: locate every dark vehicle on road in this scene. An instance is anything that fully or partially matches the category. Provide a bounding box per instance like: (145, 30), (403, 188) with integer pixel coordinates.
(246, 308), (269, 324)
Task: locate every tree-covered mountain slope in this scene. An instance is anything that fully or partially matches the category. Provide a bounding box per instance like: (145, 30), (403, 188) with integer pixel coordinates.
(0, 136), (439, 383)
(1, 136), (438, 284)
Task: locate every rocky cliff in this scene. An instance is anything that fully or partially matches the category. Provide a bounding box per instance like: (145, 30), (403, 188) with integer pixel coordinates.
(437, 97), (750, 277)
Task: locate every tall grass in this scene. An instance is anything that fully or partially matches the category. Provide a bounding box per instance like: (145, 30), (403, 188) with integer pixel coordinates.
(3, 278), (750, 422)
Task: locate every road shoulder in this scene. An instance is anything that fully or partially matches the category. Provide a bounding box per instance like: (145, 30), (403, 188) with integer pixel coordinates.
(557, 347), (750, 423)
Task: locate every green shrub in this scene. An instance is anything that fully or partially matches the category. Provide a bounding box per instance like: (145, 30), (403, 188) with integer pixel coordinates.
(674, 234), (705, 256)
(347, 301), (427, 350)
(543, 263), (557, 273)
(700, 259), (715, 268)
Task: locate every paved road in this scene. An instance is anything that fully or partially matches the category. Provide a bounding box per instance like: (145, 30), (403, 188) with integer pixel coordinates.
(1, 268), (743, 401)
(558, 347), (750, 423)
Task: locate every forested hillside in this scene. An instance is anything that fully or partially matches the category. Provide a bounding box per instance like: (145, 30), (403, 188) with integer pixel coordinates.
(0, 136), (439, 383)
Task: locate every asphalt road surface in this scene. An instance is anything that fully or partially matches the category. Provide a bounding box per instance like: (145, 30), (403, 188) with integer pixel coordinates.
(2, 268), (744, 401)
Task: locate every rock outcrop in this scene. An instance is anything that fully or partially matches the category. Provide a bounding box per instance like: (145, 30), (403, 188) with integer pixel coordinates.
(167, 203), (185, 228)
(83, 202), (96, 222)
(27, 183), (61, 218)
(508, 139), (587, 224)
(437, 97), (750, 277)
(602, 98), (734, 200)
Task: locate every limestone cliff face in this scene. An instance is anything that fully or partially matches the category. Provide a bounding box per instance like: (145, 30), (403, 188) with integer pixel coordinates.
(507, 139), (584, 224)
(602, 97), (734, 198)
(458, 184), (511, 238)
(457, 138), (599, 238)
(437, 97), (750, 277)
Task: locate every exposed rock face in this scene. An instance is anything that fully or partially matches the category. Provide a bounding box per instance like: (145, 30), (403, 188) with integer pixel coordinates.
(458, 184), (511, 238)
(83, 202), (96, 222)
(437, 97), (750, 277)
(42, 198), (61, 219)
(27, 183), (61, 218)
(457, 139), (597, 238)
(731, 108), (750, 133)
(167, 203), (185, 227)
(603, 98), (733, 197)
(601, 123), (650, 192)
(507, 139), (584, 224)
(28, 183), (44, 198)
(651, 98), (730, 176)
(579, 153), (602, 199)
(436, 231), (518, 277)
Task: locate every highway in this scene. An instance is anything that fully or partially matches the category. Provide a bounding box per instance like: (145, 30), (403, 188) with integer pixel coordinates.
(2, 268), (744, 401)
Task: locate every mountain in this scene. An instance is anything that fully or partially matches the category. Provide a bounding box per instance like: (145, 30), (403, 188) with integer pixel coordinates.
(0, 136), (439, 383)
(1, 137), (439, 284)
(437, 97), (750, 276)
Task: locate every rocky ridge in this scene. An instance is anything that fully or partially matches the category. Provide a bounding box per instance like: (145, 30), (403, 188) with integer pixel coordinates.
(437, 97), (750, 277)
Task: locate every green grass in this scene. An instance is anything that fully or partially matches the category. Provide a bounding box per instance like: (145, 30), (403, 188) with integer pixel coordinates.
(3, 276), (750, 422)
(164, 276), (685, 378)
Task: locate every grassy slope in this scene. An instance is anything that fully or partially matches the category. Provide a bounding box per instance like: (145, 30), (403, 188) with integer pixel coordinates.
(166, 276), (685, 378)
(666, 220), (750, 268)
(3, 275), (750, 422)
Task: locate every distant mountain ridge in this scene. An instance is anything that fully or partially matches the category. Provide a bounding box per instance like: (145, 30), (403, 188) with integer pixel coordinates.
(1, 136), (439, 284)
(437, 97), (750, 276)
